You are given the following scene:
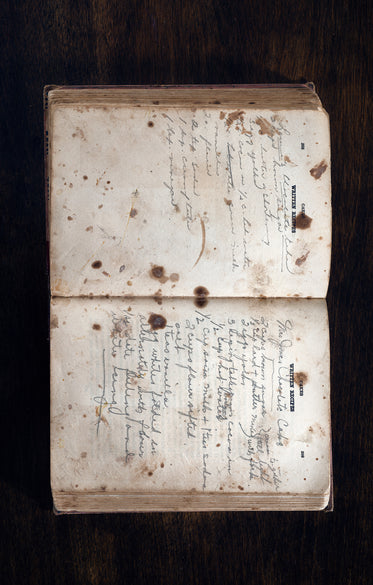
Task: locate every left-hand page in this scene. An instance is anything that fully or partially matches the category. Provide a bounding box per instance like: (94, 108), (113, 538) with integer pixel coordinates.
(47, 97), (331, 299)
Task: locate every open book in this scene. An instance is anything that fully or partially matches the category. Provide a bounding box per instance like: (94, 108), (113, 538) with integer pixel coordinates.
(46, 85), (332, 512)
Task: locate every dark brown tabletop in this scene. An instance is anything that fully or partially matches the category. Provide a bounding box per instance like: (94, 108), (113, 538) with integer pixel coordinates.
(1, 1), (371, 584)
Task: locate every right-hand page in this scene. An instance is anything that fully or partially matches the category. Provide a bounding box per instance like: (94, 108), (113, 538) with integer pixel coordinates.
(49, 104), (331, 299)
(51, 297), (331, 504)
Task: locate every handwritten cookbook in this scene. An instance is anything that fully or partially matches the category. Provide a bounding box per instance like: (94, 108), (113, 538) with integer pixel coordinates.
(46, 85), (332, 512)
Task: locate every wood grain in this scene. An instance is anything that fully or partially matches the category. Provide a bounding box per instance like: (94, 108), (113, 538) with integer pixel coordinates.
(0, 0), (371, 584)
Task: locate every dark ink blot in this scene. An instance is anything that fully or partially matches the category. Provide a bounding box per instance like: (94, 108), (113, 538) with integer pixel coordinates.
(91, 260), (102, 269)
(148, 313), (167, 330)
(83, 175), (88, 180)
(194, 286), (208, 296)
(160, 462), (164, 468)
(152, 101), (159, 105)
(224, 198), (232, 206)
(92, 323), (101, 330)
(194, 286), (209, 308)
(67, 216), (73, 221)
(130, 208), (138, 218)
(238, 485), (244, 491)
(151, 266), (165, 279)
(148, 121), (154, 127)
(148, 471), (153, 476)
(295, 213), (312, 230)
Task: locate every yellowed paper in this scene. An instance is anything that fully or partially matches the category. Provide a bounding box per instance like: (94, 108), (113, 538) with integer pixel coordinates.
(51, 298), (330, 499)
(49, 105), (331, 299)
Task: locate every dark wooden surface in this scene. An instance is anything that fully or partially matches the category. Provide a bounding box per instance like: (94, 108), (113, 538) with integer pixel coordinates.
(1, 1), (371, 583)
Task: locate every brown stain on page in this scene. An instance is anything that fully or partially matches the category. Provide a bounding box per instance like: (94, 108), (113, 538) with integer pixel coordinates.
(50, 315), (59, 329)
(91, 260), (102, 269)
(226, 110), (245, 128)
(111, 318), (131, 338)
(295, 213), (313, 230)
(71, 127), (86, 141)
(150, 265), (168, 284)
(255, 118), (279, 137)
(310, 160), (327, 179)
(95, 406), (109, 426)
(136, 462), (159, 478)
(194, 286), (209, 308)
(148, 313), (167, 330)
(192, 218), (206, 268)
(294, 372), (309, 386)
(221, 110), (251, 135)
(153, 289), (163, 305)
(53, 278), (69, 295)
(149, 266), (179, 285)
(295, 250), (310, 266)
(307, 423), (326, 439)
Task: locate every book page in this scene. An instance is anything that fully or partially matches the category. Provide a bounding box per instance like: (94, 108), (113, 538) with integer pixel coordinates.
(48, 103), (331, 299)
(51, 297), (330, 499)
